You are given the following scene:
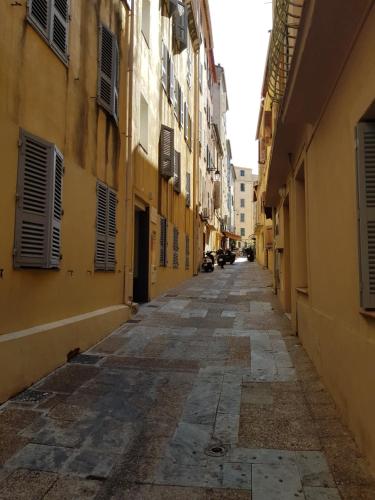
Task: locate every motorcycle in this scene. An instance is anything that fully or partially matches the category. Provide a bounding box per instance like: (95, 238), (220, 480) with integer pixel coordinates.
(224, 249), (236, 265)
(216, 249), (226, 269)
(202, 252), (214, 272)
(246, 248), (255, 262)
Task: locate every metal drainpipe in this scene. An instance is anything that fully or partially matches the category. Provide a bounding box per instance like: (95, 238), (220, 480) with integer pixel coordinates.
(192, 43), (200, 275)
(122, 0), (135, 308)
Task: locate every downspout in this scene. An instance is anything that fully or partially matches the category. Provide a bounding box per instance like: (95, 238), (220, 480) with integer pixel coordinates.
(122, 0), (135, 309)
(192, 47), (199, 275)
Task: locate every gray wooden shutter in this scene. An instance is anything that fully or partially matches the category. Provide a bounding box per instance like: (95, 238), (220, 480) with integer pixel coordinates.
(174, 80), (179, 118)
(187, 48), (192, 88)
(50, 146), (64, 267)
(184, 102), (188, 141)
(180, 89), (184, 127)
(160, 125), (174, 178)
(160, 217), (168, 266)
(168, 0), (178, 16)
(98, 25), (117, 118)
(106, 188), (117, 271)
(185, 234), (190, 270)
(14, 130), (62, 269)
(169, 56), (175, 105)
(357, 122), (375, 309)
(173, 227), (179, 268)
(95, 182), (107, 270)
(113, 38), (120, 121)
(173, 2), (187, 53)
(28, 0), (49, 38)
(161, 42), (168, 91)
(174, 151), (181, 193)
(186, 172), (191, 207)
(51, 0), (69, 59)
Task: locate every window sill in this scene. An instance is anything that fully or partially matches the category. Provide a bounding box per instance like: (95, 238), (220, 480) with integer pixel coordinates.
(296, 287), (309, 296)
(360, 308), (375, 319)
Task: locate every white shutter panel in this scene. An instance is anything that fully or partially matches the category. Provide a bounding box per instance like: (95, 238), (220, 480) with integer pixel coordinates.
(180, 89), (184, 127)
(161, 43), (168, 91)
(169, 56), (175, 105)
(184, 102), (188, 141)
(98, 25), (115, 116)
(28, 0), (49, 37)
(106, 188), (117, 271)
(50, 146), (64, 267)
(51, 0), (69, 59)
(95, 182), (107, 270)
(14, 131), (57, 268)
(357, 123), (375, 309)
(160, 125), (175, 178)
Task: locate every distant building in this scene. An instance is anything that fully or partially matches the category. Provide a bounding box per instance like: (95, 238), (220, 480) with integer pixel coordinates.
(233, 167), (258, 248)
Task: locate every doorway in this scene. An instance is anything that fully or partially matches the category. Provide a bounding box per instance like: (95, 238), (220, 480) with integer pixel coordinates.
(133, 206), (149, 303)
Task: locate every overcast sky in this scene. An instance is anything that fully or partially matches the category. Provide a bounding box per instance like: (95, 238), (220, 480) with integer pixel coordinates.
(209, 0), (272, 173)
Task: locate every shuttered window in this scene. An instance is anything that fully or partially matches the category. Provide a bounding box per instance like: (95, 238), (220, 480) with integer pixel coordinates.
(357, 122), (375, 309)
(173, 227), (179, 268)
(185, 235), (190, 270)
(159, 125), (175, 178)
(160, 217), (168, 267)
(172, 1), (187, 53)
(187, 48), (192, 88)
(95, 181), (117, 271)
(98, 24), (120, 122)
(184, 102), (188, 142)
(161, 42), (168, 92)
(180, 89), (184, 128)
(174, 151), (181, 193)
(188, 113), (192, 150)
(169, 56), (175, 106)
(186, 172), (191, 207)
(14, 130), (64, 269)
(28, 0), (70, 62)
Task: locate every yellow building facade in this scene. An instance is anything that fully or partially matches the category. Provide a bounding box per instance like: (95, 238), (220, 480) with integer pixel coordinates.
(262, 0), (375, 471)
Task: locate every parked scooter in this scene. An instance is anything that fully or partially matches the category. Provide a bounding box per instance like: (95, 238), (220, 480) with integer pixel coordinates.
(245, 247), (255, 262)
(202, 252), (214, 272)
(216, 249), (226, 269)
(224, 249), (236, 265)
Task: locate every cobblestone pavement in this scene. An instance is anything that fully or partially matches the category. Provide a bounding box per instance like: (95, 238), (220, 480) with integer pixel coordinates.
(1, 259), (375, 499)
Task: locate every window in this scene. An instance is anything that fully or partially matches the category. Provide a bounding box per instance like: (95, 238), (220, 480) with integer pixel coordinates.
(240, 183), (245, 192)
(240, 228), (245, 237)
(161, 42), (168, 91)
(240, 199), (245, 208)
(173, 227), (179, 268)
(356, 122), (375, 308)
(160, 217), (168, 267)
(186, 172), (191, 207)
(141, 0), (151, 45)
(14, 130), (64, 269)
(27, 0), (70, 62)
(140, 94), (148, 152)
(185, 234), (190, 270)
(95, 182), (117, 271)
(98, 25), (119, 121)
(159, 125), (175, 178)
(169, 56), (175, 105)
(240, 213), (245, 222)
(240, 170), (245, 176)
(172, 1), (187, 53)
(174, 151), (181, 193)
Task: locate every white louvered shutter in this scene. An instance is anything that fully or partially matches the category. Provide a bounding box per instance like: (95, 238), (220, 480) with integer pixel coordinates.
(357, 123), (375, 309)
(180, 89), (184, 127)
(50, 147), (64, 267)
(169, 56), (175, 105)
(161, 43), (168, 91)
(28, 0), (49, 38)
(160, 125), (174, 178)
(51, 0), (69, 59)
(184, 102), (188, 141)
(107, 189), (117, 270)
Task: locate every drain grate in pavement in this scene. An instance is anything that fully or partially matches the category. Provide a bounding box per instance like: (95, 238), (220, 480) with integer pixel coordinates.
(127, 319), (141, 323)
(69, 354), (103, 365)
(11, 389), (51, 404)
(205, 444), (227, 458)
(146, 305), (159, 308)
(165, 294), (178, 297)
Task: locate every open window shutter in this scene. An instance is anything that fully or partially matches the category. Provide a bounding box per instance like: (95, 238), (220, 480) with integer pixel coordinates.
(180, 89), (184, 127)
(185, 234), (189, 270)
(174, 151), (181, 193)
(160, 217), (168, 266)
(169, 56), (175, 105)
(95, 182), (107, 270)
(106, 188), (117, 271)
(161, 43), (168, 91)
(160, 125), (174, 178)
(98, 25), (115, 116)
(14, 131), (53, 268)
(184, 102), (188, 141)
(113, 38), (120, 121)
(186, 172), (191, 207)
(168, 0), (178, 17)
(264, 110), (272, 140)
(357, 123), (375, 309)
(188, 113), (192, 149)
(187, 49), (192, 88)
(51, 0), (69, 59)
(173, 227), (179, 268)
(173, 2), (187, 53)
(28, 0), (49, 38)
(49, 146), (64, 267)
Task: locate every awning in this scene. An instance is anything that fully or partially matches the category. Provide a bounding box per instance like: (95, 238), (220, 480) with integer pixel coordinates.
(223, 231), (241, 241)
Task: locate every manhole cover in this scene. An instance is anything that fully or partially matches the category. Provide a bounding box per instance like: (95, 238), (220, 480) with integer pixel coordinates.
(204, 444), (227, 458)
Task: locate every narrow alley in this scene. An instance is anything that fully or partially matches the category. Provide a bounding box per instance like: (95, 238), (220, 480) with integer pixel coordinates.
(0, 260), (374, 499)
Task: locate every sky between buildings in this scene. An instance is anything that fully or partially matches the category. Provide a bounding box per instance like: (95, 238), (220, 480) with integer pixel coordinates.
(209, 0), (273, 173)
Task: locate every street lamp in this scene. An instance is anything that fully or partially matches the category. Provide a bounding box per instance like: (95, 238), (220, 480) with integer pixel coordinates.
(214, 168), (220, 182)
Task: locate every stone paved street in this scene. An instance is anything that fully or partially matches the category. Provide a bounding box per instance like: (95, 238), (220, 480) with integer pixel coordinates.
(1, 259), (375, 499)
